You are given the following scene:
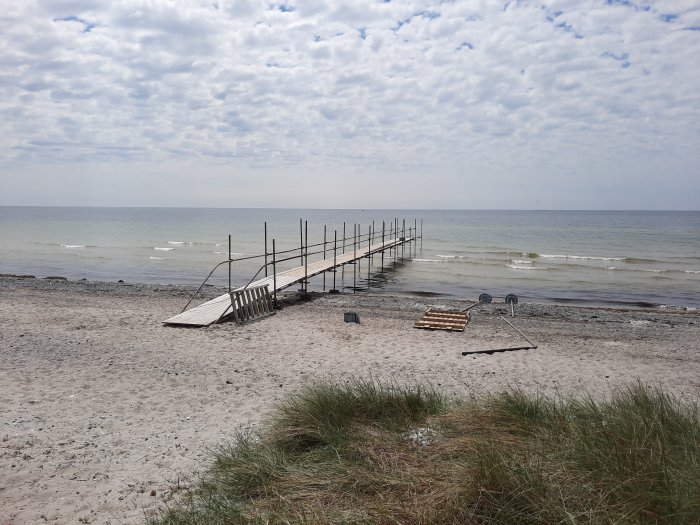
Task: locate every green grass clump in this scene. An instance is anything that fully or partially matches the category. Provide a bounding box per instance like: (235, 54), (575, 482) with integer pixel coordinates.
(148, 381), (700, 525)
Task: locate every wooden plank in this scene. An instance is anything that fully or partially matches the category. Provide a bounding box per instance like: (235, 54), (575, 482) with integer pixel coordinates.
(424, 313), (468, 321)
(230, 293), (239, 323)
(414, 307), (469, 332)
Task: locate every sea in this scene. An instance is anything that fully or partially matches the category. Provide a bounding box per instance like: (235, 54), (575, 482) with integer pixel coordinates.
(1, 207), (698, 310)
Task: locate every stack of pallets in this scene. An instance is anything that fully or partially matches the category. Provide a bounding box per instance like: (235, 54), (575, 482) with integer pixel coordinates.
(414, 308), (469, 332)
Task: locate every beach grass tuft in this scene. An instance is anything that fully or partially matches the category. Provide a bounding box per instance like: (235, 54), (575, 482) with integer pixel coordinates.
(148, 380), (700, 524)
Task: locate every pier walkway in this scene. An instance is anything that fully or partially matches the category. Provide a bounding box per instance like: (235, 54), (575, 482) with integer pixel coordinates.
(163, 236), (413, 327)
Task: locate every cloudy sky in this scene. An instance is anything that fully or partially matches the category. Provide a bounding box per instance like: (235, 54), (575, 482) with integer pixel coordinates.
(0, 0), (698, 209)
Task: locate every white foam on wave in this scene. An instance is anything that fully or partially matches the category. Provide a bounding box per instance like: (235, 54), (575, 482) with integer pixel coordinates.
(154, 247), (174, 251)
(506, 263), (548, 270)
(540, 254), (624, 261)
(213, 251), (243, 255)
(660, 304), (697, 311)
(168, 241), (187, 245)
(149, 256), (166, 260)
(414, 258), (443, 263)
(437, 254), (456, 259)
(61, 244), (86, 249)
(685, 270), (700, 274)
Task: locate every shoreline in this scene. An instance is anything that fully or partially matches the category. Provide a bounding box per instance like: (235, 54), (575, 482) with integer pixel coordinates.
(1, 273), (697, 313)
(1, 276), (699, 523)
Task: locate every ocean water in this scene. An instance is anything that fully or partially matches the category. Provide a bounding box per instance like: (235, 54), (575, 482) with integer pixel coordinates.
(1, 207), (698, 309)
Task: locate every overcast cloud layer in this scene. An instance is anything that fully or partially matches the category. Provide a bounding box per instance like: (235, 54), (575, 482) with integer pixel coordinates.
(0, 0), (698, 208)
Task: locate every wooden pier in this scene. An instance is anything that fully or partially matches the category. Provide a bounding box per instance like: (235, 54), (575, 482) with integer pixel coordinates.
(164, 219), (420, 327)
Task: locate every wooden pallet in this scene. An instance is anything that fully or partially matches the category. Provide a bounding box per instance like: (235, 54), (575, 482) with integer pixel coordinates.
(414, 309), (469, 332)
(225, 284), (275, 324)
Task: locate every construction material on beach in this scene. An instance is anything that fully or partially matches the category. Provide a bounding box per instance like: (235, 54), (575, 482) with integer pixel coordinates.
(414, 309), (470, 331)
(414, 293), (492, 332)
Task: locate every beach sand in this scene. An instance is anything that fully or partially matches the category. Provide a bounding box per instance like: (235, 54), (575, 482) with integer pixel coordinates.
(1, 276), (698, 524)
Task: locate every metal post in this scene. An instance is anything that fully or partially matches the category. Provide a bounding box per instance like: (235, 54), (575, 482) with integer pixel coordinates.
(357, 224), (361, 281)
(331, 229), (338, 293)
(394, 218), (398, 264)
(272, 239), (277, 307)
(299, 218), (303, 266)
(367, 223), (371, 291)
(342, 221), (346, 285)
(228, 234), (231, 294)
(402, 219), (406, 259)
(304, 220), (308, 294)
(420, 218), (423, 253)
(353, 223), (357, 293)
(264, 222), (268, 277)
(414, 218), (417, 258)
(323, 225), (327, 291)
(381, 220), (385, 273)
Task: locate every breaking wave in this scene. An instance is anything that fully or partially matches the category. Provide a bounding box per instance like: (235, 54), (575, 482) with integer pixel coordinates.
(539, 254), (625, 261)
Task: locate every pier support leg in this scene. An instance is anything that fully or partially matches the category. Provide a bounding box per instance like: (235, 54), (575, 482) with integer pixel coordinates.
(272, 239), (278, 308)
(330, 230), (339, 294)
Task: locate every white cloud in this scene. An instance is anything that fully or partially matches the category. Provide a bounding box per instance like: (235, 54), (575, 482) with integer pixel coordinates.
(0, 0), (698, 208)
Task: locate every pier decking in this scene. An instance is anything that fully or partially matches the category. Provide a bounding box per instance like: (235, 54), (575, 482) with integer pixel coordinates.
(163, 236), (413, 327)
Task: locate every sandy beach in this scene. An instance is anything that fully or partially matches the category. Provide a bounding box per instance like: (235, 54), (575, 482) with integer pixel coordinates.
(1, 276), (698, 524)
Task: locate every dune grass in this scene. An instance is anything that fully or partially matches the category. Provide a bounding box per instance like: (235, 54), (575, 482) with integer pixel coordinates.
(149, 380), (700, 524)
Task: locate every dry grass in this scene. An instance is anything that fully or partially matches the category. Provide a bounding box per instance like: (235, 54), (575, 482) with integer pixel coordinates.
(149, 380), (700, 524)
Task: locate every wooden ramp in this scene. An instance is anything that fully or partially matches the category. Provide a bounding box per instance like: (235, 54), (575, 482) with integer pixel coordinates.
(163, 237), (411, 327)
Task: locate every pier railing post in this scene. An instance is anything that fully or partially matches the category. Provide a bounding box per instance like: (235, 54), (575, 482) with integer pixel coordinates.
(402, 219), (406, 259)
(367, 223), (371, 290)
(228, 234), (232, 294)
(264, 222), (268, 277)
(304, 220), (308, 295)
(272, 239), (277, 308)
(358, 224), (361, 276)
(381, 220), (385, 273)
(394, 218), (398, 265)
(299, 218), (304, 266)
(420, 218), (423, 253)
(323, 225), (327, 291)
(342, 221), (346, 287)
(330, 229), (338, 293)
(353, 223), (357, 293)
(414, 218), (417, 258)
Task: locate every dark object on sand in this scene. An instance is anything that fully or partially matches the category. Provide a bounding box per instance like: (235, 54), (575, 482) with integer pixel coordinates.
(344, 312), (360, 324)
(505, 293), (518, 317)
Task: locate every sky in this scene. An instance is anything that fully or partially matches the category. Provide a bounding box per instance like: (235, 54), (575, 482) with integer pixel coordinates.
(0, 0), (698, 210)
